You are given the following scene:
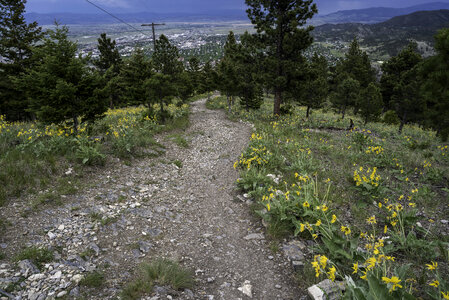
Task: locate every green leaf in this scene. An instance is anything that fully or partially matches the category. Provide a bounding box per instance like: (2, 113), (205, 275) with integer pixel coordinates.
(367, 273), (393, 300)
(82, 158), (89, 164)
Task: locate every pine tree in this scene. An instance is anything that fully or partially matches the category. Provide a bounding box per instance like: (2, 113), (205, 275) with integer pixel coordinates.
(380, 43), (422, 111)
(151, 35), (183, 121)
(339, 38), (375, 89)
(217, 31), (240, 112)
(0, 0), (42, 120)
(200, 60), (217, 101)
(95, 33), (122, 74)
(291, 52), (328, 118)
(95, 33), (122, 108)
(145, 73), (176, 121)
(235, 32), (264, 111)
(245, 0), (317, 116)
(187, 56), (201, 93)
(331, 77), (360, 119)
(119, 48), (152, 106)
(16, 25), (107, 133)
(177, 71), (195, 104)
(380, 43), (423, 133)
(420, 28), (449, 141)
(359, 83), (383, 124)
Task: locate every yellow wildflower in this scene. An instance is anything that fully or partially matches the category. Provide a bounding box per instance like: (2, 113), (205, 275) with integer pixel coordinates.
(327, 266), (336, 282)
(331, 215), (337, 224)
(426, 261), (438, 270)
(382, 276), (403, 291)
(430, 280), (439, 288)
(352, 262), (358, 274)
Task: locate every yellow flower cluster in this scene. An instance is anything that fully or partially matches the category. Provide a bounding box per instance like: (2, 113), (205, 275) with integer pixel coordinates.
(365, 145), (384, 155)
(311, 255), (337, 281)
(234, 133), (271, 170)
(353, 166), (381, 187)
(438, 145), (448, 156)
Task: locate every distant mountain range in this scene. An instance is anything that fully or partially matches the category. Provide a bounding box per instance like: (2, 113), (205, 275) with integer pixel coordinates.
(311, 2), (449, 25)
(24, 10), (248, 25)
(25, 2), (449, 25)
(313, 9), (449, 57)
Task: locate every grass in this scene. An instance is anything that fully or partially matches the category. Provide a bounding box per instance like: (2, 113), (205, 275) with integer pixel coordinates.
(0, 101), (191, 207)
(167, 133), (189, 148)
(121, 259), (194, 300)
(14, 246), (53, 269)
(213, 95), (449, 298)
(80, 271), (105, 288)
(173, 159), (183, 168)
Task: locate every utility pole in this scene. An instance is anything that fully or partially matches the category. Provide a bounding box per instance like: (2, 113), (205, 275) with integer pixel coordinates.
(141, 23), (165, 50)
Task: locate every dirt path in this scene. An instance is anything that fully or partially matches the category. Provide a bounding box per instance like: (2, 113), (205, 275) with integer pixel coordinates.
(0, 99), (303, 299)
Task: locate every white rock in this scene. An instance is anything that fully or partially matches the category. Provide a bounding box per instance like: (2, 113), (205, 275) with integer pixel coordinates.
(243, 233), (264, 240)
(56, 291), (67, 298)
(58, 225), (65, 231)
(51, 271), (62, 279)
(47, 232), (56, 239)
(71, 274), (83, 284)
(238, 280), (252, 298)
(28, 273), (45, 281)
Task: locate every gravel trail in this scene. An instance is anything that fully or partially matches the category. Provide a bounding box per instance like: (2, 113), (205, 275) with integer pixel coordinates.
(0, 99), (302, 299)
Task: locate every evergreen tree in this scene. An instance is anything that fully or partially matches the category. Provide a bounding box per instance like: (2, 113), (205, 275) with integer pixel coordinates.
(95, 33), (122, 74)
(381, 43), (423, 133)
(380, 43), (422, 111)
(0, 0), (42, 120)
(200, 60), (217, 101)
(359, 83), (383, 124)
(291, 52), (328, 118)
(338, 38), (375, 89)
(177, 71), (195, 104)
(145, 73), (176, 121)
(235, 32), (264, 111)
(151, 35), (182, 121)
(16, 26), (107, 133)
(217, 31), (240, 112)
(245, 0), (317, 116)
(95, 33), (122, 108)
(331, 77), (360, 119)
(420, 28), (449, 141)
(187, 56), (201, 93)
(119, 48), (152, 106)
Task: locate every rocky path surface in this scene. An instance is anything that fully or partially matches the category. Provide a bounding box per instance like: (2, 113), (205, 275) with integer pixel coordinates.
(0, 99), (303, 299)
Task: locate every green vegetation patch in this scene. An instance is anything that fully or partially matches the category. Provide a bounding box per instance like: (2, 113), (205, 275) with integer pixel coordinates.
(14, 246), (53, 269)
(121, 259), (194, 300)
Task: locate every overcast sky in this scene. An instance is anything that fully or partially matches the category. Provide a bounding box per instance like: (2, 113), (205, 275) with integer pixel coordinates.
(25, 0), (447, 15)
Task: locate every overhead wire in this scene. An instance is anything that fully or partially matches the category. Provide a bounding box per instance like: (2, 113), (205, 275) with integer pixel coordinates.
(84, 0), (152, 38)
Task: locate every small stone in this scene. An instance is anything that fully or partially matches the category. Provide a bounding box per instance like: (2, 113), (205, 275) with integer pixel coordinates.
(275, 284), (281, 289)
(268, 256), (274, 260)
(18, 259), (40, 277)
(292, 260), (305, 272)
(47, 232), (56, 239)
(243, 233), (264, 240)
(441, 220), (449, 224)
(56, 291), (67, 298)
(28, 273), (45, 281)
(69, 287), (80, 297)
(138, 241), (152, 253)
(307, 279), (345, 300)
(238, 280), (252, 298)
(58, 224), (65, 231)
(51, 271), (62, 279)
(71, 274), (83, 284)
(207, 277), (215, 283)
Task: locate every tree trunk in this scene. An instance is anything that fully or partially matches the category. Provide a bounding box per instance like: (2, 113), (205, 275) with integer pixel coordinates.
(160, 100), (165, 123)
(306, 106), (311, 118)
(341, 106), (346, 120)
(227, 95), (231, 113)
(73, 115), (79, 135)
(398, 111), (407, 133)
(274, 88), (281, 116)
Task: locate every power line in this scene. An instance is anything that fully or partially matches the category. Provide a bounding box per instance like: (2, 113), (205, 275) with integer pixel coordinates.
(84, 0), (151, 38)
